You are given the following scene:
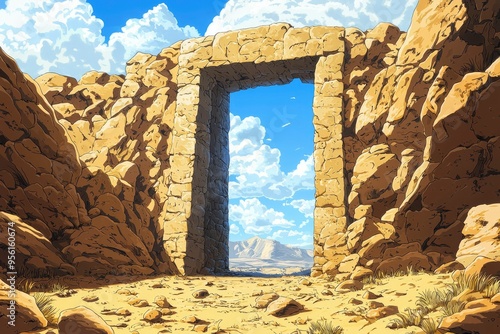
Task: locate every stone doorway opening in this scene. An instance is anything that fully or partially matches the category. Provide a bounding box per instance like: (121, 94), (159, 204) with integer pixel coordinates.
(227, 78), (315, 277)
(166, 28), (349, 276)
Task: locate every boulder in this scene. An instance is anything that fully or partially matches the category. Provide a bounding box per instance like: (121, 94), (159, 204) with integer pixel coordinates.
(266, 297), (304, 317)
(439, 299), (500, 334)
(0, 280), (47, 332)
(58, 306), (113, 334)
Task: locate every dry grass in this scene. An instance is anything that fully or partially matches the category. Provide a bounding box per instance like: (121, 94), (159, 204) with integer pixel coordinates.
(306, 319), (343, 334)
(33, 292), (59, 325)
(420, 317), (439, 334)
(390, 272), (500, 333)
(17, 278), (35, 294)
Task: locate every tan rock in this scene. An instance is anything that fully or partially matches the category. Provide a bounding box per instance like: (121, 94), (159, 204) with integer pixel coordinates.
(457, 204), (500, 266)
(366, 305), (399, 319)
(58, 306), (113, 334)
(377, 251), (431, 274)
(266, 297), (304, 317)
(335, 280), (363, 293)
(0, 279), (48, 332)
(255, 293), (279, 309)
(439, 299), (500, 334)
(463, 256), (500, 278)
(154, 295), (173, 308)
(142, 308), (162, 323)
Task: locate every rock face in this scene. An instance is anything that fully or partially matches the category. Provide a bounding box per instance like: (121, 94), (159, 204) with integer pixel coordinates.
(0, 0), (500, 277)
(456, 204), (500, 267)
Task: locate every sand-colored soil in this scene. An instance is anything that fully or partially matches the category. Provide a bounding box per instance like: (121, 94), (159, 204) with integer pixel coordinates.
(21, 271), (453, 334)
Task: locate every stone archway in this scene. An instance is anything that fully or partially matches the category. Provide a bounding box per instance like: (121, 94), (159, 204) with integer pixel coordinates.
(164, 24), (349, 275)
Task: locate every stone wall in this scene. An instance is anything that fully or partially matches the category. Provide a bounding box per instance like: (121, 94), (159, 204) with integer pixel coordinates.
(0, 0), (499, 278)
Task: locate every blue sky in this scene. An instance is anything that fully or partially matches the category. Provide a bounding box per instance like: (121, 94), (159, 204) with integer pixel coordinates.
(0, 0), (418, 249)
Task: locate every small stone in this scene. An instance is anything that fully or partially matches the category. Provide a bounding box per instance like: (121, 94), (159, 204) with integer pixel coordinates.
(350, 298), (363, 305)
(182, 315), (198, 324)
(117, 289), (134, 295)
(363, 291), (382, 299)
(154, 295), (173, 308)
(366, 306), (399, 319)
(194, 324), (208, 332)
(114, 323), (128, 328)
(335, 280), (363, 292)
(160, 308), (173, 315)
(82, 295), (99, 302)
(115, 308), (131, 316)
(295, 317), (308, 325)
(151, 283), (164, 289)
(205, 281), (214, 286)
(321, 289), (333, 296)
(143, 309), (162, 322)
(289, 286), (301, 291)
(192, 289), (209, 299)
(127, 298), (149, 307)
(299, 278), (312, 286)
(369, 301), (385, 309)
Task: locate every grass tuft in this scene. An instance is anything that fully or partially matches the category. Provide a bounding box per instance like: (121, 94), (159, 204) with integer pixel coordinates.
(307, 318), (343, 334)
(17, 278), (36, 294)
(416, 289), (452, 312)
(392, 307), (426, 328)
(441, 300), (467, 317)
(420, 317), (439, 334)
(33, 292), (59, 325)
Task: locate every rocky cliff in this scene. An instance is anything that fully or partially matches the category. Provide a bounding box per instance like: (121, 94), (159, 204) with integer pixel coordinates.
(0, 0), (499, 279)
(0, 45), (181, 276)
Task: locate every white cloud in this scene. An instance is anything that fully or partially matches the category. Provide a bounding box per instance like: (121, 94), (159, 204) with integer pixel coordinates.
(229, 198), (295, 235)
(299, 220), (309, 229)
(271, 229), (305, 240)
(286, 234), (313, 249)
(229, 113), (314, 200)
(230, 223), (240, 235)
(282, 122), (291, 128)
(206, 0), (418, 36)
(0, 1), (199, 79)
(285, 199), (315, 219)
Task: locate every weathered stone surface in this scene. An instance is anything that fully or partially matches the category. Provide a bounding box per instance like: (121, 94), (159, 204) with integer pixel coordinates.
(255, 293), (280, 309)
(377, 251), (432, 274)
(0, 280), (47, 332)
(1, 0), (500, 279)
(463, 256), (500, 279)
(266, 297), (304, 317)
(58, 306), (114, 334)
(457, 205), (500, 266)
(438, 299), (500, 334)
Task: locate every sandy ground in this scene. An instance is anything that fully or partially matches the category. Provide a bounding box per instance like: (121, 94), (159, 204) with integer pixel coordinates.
(21, 270), (453, 334)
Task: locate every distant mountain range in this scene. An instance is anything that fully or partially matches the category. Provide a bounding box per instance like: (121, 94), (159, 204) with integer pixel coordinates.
(229, 236), (313, 261)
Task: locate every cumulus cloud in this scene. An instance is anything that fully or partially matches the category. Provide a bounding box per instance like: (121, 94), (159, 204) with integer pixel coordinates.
(229, 114), (314, 200)
(229, 198), (295, 235)
(0, 0), (199, 79)
(285, 199), (315, 219)
(206, 0), (418, 35)
(230, 223), (240, 235)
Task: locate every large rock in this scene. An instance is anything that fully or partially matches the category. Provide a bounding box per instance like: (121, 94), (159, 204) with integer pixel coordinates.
(266, 297), (304, 317)
(438, 299), (500, 334)
(0, 279), (48, 332)
(457, 204), (500, 266)
(58, 306), (114, 334)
